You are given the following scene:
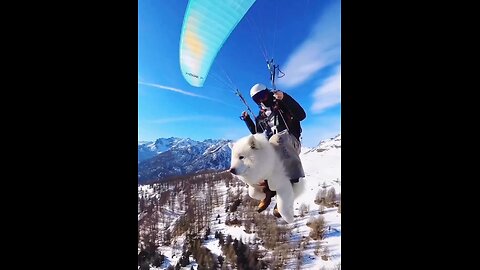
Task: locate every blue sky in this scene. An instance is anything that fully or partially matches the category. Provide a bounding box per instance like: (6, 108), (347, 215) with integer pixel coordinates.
(138, 0), (340, 148)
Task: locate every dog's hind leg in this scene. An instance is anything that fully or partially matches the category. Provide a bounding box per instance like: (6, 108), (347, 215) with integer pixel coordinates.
(292, 178), (306, 199)
(275, 186), (295, 223)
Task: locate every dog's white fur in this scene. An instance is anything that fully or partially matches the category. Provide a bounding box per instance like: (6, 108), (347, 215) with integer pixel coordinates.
(229, 133), (305, 223)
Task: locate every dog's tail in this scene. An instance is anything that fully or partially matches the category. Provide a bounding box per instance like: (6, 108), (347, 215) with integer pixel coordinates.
(292, 177), (306, 199)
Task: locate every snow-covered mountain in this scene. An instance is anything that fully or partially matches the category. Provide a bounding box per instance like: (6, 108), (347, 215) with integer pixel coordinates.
(138, 138), (232, 184)
(138, 134), (341, 270)
(305, 134), (341, 154)
(138, 137), (186, 162)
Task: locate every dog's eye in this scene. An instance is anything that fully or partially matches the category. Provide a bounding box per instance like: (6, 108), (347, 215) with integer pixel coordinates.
(239, 156), (244, 160)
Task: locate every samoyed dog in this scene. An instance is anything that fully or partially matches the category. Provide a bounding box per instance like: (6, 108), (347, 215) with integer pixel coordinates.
(228, 133), (305, 223)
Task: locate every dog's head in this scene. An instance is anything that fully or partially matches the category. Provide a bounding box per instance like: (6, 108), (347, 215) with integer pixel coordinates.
(228, 134), (271, 183)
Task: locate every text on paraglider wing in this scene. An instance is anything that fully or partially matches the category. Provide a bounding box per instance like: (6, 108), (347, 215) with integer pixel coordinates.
(185, 72), (202, 79)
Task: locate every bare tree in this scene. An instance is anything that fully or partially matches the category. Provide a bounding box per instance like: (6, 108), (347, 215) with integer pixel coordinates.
(325, 187), (336, 206)
(307, 216), (325, 240)
(299, 203), (309, 217)
(315, 188), (327, 205)
(319, 204), (325, 214)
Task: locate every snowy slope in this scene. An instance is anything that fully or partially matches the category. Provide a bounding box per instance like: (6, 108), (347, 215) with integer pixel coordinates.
(295, 134), (341, 268)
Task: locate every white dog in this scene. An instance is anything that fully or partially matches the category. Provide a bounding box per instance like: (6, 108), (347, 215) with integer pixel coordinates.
(229, 133), (305, 223)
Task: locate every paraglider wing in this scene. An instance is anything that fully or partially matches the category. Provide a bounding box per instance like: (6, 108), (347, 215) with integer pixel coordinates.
(179, 0), (256, 87)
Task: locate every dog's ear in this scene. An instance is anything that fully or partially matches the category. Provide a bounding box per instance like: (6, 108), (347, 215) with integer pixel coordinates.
(227, 142), (234, 150)
(248, 135), (258, 149)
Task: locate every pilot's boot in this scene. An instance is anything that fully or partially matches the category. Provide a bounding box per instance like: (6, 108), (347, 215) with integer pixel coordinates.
(273, 204), (282, 218)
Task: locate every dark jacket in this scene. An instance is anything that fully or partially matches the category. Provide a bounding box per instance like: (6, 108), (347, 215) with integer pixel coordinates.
(243, 92), (306, 141)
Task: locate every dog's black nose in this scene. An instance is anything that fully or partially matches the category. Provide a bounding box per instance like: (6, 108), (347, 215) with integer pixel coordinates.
(229, 168), (237, 175)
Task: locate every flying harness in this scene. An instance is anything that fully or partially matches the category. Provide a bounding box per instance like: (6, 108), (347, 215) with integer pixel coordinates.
(235, 58), (291, 136)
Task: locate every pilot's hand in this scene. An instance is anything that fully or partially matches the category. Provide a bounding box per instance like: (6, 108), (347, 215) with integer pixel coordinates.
(273, 90), (284, 100)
